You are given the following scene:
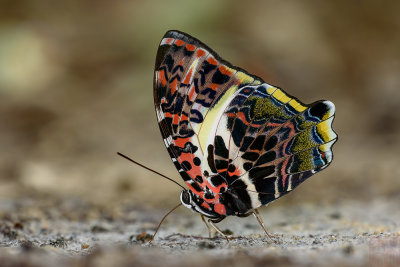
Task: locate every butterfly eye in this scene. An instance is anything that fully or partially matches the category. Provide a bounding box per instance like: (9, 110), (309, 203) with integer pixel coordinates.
(180, 190), (191, 205)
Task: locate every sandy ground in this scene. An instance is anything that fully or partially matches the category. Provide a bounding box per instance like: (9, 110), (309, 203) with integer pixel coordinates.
(1, 2), (400, 266)
(1, 196), (399, 267)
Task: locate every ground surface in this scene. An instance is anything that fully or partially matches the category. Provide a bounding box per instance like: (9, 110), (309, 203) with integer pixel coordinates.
(1, 1), (400, 267)
(1, 196), (399, 267)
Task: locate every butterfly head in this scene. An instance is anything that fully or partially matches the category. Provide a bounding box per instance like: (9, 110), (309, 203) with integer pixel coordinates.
(179, 189), (222, 219)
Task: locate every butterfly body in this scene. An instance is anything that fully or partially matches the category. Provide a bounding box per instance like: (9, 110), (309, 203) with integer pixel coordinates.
(154, 30), (337, 222)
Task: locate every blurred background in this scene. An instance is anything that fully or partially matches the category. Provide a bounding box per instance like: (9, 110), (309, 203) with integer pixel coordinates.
(0, 0), (399, 213)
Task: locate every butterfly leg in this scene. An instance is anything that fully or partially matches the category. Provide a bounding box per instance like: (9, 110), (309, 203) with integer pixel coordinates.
(252, 209), (274, 241)
(200, 215), (213, 238)
(207, 219), (229, 242)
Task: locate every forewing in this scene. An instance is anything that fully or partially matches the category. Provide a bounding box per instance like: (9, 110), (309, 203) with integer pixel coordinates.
(154, 30), (261, 202)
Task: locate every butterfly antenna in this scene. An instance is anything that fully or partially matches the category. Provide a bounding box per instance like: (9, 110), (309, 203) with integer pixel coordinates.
(150, 203), (182, 243)
(117, 152), (185, 190)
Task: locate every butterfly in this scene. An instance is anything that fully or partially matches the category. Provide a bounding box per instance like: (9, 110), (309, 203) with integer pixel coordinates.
(152, 30), (337, 238)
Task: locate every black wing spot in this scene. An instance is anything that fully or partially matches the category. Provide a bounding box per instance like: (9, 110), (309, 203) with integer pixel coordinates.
(180, 171), (192, 181)
(204, 187), (214, 199)
(207, 145), (218, 173)
(256, 151), (276, 166)
(184, 49), (195, 57)
(191, 182), (203, 192)
(214, 136), (229, 159)
(215, 159), (228, 170)
(232, 119), (247, 147)
(250, 135), (266, 151)
(241, 151), (259, 161)
(164, 54), (174, 72)
(190, 109), (204, 123)
(264, 135), (278, 151)
(254, 177), (277, 205)
(249, 166), (275, 180)
(228, 164), (236, 173)
(172, 43), (183, 52)
(212, 69), (230, 84)
(193, 157), (201, 166)
(210, 175), (226, 187)
(243, 162), (253, 171)
(195, 175), (203, 183)
(181, 161), (192, 171)
(309, 101), (329, 119)
(202, 61), (217, 75)
(172, 65), (184, 74)
(240, 136), (254, 152)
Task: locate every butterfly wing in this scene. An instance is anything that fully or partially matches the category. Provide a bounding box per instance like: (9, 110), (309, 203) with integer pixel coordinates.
(154, 30), (337, 216)
(211, 84), (337, 211)
(154, 30), (261, 207)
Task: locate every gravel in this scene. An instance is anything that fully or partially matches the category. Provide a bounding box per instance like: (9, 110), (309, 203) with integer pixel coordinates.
(1, 196), (399, 266)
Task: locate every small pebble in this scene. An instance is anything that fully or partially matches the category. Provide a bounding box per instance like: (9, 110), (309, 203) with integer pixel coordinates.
(136, 232), (153, 242)
(198, 241), (216, 249)
(329, 212), (342, 219)
(1, 225), (18, 240)
(20, 240), (35, 251)
(312, 239), (320, 245)
(49, 237), (67, 248)
(222, 229), (233, 235)
(91, 225), (109, 233)
(342, 244), (354, 255)
(14, 222), (24, 230)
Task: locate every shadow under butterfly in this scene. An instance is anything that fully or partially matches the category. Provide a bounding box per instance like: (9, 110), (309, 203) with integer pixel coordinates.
(119, 30), (337, 242)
